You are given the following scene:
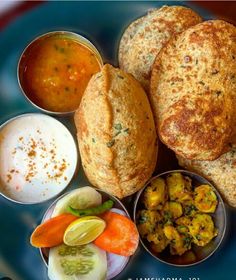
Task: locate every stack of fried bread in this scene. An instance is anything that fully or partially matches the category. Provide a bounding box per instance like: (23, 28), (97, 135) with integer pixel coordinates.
(75, 5), (236, 206)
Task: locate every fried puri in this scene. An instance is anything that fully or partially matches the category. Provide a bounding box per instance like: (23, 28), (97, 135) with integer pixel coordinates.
(118, 5), (202, 91)
(75, 64), (157, 198)
(151, 20), (236, 161)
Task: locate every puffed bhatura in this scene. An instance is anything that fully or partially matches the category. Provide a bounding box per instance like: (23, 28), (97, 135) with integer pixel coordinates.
(177, 148), (236, 208)
(118, 5), (202, 91)
(75, 64), (158, 198)
(151, 20), (236, 161)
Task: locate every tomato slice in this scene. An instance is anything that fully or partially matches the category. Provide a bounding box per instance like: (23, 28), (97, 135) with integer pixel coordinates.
(94, 211), (139, 256)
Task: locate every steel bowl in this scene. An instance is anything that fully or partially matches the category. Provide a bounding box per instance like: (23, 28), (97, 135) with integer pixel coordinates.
(39, 187), (131, 279)
(133, 169), (227, 266)
(17, 31), (103, 116)
(0, 113), (78, 204)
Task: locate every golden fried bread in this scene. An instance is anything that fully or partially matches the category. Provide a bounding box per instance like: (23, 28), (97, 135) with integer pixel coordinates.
(118, 5), (202, 91)
(75, 64), (158, 198)
(118, 15), (145, 70)
(177, 148), (236, 208)
(151, 20), (236, 161)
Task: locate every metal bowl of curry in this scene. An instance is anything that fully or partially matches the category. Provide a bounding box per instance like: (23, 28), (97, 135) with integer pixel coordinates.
(17, 31), (103, 115)
(134, 170), (227, 266)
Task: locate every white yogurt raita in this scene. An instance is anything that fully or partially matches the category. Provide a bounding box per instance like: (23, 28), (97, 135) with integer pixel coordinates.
(0, 114), (78, 203)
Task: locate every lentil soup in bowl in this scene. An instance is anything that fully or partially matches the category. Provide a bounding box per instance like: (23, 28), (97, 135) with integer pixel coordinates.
(18, 31), (103, 115)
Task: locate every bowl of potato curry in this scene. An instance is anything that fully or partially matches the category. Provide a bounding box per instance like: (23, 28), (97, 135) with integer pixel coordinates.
(134, 170), (226, 266)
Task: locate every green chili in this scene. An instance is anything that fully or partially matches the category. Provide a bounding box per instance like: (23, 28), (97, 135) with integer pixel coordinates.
(67, 200), (114, 217)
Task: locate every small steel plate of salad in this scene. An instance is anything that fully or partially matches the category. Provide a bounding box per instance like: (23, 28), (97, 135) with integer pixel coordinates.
(30, 186), (139, 280)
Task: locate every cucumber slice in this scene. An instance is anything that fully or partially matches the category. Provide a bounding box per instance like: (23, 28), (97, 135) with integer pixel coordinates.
(52, 187), (102, 217)
(48, 243), (107, 280)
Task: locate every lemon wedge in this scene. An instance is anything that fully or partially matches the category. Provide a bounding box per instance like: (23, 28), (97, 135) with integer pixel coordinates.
(63, 216), (106, 246)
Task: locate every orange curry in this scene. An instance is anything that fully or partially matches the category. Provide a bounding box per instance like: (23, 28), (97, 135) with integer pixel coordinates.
(20, 35), (101, 112)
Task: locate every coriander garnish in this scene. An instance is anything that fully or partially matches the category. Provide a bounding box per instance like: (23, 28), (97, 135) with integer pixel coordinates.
(106, 140), (115, 148)
(114, 123), (122, 130)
